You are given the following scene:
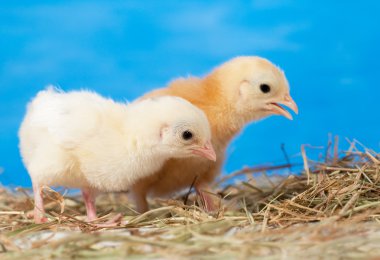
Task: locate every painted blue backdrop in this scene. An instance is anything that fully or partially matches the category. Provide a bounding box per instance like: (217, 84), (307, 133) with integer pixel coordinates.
(1, 1), (379, 186)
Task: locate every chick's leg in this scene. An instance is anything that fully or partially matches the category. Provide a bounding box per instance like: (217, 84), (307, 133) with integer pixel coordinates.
(195, 184), (220, 213)
(130, 188), (149, 213)
(81, 188), (97, 221)
(32, 182), (47, 223)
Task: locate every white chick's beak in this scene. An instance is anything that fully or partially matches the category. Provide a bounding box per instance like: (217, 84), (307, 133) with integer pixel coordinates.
(191, 140), (217, 161)
(267, 94), (298, 120)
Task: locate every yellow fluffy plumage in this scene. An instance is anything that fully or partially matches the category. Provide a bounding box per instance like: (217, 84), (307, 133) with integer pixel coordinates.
(131, 56), (298, 212)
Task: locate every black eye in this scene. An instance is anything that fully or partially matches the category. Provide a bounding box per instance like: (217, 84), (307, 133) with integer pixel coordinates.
(260, 84), (271, 93)
(182, 130), (193, 140)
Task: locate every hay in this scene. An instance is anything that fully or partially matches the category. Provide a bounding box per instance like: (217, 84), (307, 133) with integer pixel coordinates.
(0, 138), (379, 259)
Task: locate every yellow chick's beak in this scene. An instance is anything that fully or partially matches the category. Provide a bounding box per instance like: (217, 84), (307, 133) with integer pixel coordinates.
(268, 94), (298, 120)
(191, 140), (217, 162)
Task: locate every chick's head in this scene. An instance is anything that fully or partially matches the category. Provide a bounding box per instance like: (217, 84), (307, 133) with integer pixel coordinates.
(160, 118), (215, 161)
(135, 96), (216, 161)
(213, 56), (298, 121)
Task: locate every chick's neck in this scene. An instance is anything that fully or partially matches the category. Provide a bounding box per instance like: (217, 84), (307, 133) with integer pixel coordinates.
(195, 76), (248, 148)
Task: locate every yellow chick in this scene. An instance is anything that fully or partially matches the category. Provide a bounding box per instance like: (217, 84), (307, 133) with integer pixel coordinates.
(130, 56), (298, 212)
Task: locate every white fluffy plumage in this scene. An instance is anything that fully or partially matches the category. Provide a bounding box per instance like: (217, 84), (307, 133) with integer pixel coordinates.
(19, 87), (216, 223)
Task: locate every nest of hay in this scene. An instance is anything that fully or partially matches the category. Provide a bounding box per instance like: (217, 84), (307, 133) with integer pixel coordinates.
(0, 139), (379, 259)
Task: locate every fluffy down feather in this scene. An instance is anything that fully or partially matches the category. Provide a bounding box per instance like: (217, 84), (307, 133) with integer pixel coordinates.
(19, 87), (216, 223)
(130, 56), (298, 212)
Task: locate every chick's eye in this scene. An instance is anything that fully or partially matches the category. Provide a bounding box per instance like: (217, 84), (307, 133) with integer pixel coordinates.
(260, 84), (271, 93)
(182, 130), (193, 140)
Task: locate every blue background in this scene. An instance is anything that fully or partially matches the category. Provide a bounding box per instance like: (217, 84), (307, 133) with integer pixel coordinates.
(1, 1), (379, 186)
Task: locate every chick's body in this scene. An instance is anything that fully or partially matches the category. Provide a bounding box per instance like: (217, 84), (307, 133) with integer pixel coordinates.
(21, 89), (163, 191)
(131, 56), (298, 212)
(19, 88), (215, 222)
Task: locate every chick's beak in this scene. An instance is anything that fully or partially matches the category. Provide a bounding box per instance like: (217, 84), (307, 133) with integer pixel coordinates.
(269, 94), (298, 120)
(192, 140), (217, 162)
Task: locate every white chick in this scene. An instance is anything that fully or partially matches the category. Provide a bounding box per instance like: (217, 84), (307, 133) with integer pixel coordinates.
(19, 87), (216, 223)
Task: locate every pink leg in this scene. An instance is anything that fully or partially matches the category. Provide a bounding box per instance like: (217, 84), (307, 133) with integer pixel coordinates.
(195, 184), (219, 212)
(81, 188), (97, 221)
(130, 188), (149, 213)
(32, 182), (47, 223)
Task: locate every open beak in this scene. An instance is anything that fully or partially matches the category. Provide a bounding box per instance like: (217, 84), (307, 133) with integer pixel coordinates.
(191, 140), (217, 162)
(268, 94), (298, 120)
